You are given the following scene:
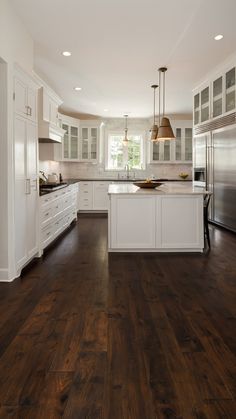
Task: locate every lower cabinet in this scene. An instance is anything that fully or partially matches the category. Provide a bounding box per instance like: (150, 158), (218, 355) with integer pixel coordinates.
(40, 183), (78, 251)
(14, 115), (38, 275)
(109, 194), (204, 252)
(79, 181), (110, 211)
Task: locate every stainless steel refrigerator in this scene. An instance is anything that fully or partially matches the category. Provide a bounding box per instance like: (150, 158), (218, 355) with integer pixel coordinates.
(193, 124), (236, 232)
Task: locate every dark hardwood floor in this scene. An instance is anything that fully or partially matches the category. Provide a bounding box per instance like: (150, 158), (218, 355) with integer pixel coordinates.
(0, 215), (236, 418)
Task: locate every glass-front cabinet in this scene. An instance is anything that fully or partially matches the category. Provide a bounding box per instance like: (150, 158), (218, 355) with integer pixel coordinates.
(201, 86), (210, 123)
(213, 76), (223, 118)
(151, 121), (192, 163)
(80, 126), (98, 161)
(225, 67), (235, 112)
(58, 115), (100, 161)
(193, 60), (236, 126)
(61, 120), (79, 160)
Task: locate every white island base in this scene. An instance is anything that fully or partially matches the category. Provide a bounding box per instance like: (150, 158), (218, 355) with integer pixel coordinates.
(108, 183), (205, 253)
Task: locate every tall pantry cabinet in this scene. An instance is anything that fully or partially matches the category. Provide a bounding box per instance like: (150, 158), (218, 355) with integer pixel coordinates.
(14, 66), (39, 275)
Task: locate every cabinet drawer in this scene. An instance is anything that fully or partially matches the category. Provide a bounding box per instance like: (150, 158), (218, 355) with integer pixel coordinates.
(41, 206), (53, 228)
(80, 182), (93, 193)
(52, 199), (64, 217)
(63, 211), (73, 227)
(94, 181), (109, 188)
(41, 194), (52, 206)
(53, 217), (64, 237)
(79, 200), (93, 210)
(50, 187), (68, 201)
(41, 224), (54, 249)
(63, 194), (72, 210)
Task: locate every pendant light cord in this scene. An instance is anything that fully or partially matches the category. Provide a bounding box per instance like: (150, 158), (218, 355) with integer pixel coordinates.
(153, 87), (156, 125)
(158, 70), (161, 126)
(163, 70), (165, 118)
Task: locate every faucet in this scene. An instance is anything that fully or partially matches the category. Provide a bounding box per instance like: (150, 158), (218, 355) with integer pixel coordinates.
(125, 164), (130, 179)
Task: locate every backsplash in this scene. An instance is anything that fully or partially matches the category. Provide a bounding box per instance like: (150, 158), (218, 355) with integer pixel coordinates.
(56, 161), (192, 180)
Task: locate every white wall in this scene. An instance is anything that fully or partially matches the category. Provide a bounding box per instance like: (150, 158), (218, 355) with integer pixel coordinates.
(0, 0), (34, 280)
(0, 60), (8, 270)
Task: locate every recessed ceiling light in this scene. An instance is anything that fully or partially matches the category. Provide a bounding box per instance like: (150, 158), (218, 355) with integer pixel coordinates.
(104, 109), (109, 112)
(74, 87), (82, 91)
(62, 51), (71, 56)
(214, 34), (223, 41)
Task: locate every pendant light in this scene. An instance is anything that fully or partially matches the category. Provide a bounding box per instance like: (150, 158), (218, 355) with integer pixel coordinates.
(157, 67), (175, 141)
(122, 114), (129, 146)
(150, 84), (158, 141)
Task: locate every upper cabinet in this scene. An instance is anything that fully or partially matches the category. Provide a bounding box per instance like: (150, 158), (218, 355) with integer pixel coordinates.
(38, 86), (65, 143)
(14, 71), (37, 123)
(60, 115), (79, 160)
(56, 117), (100, 162)
(193, 58), (236, 126)
(225, 67), (236, 112)
(151, 120), (192, 163)
(80, 126), (99, 161)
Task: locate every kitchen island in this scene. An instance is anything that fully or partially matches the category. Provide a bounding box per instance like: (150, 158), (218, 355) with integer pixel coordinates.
(108, 182), (207, 253)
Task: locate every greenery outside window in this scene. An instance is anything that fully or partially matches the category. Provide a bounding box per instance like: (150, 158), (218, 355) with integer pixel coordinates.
(107, 133), (144, 170)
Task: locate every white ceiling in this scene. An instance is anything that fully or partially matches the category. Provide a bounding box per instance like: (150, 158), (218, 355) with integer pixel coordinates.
(11, 0), (236, 118)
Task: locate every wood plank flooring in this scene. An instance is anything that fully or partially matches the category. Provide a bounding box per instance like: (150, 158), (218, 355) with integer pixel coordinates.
(0, 215), (235, 418)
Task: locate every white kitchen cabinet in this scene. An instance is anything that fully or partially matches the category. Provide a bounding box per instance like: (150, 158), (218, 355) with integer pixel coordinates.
(93, 182), (110, 210)
(151, 120), (192, 163)
(79, 182), (93, 210)
(108, 192), (204, 252)
(78, 181), (110, 211)
(80, 124), (99, 162)
(39, 183), (78, 252)
(61, 119), (79, 160)
(14, 72), (37, 122)
(225, 67), (236, 112)
(110, 196), (156, 249)
(14, 117), (38, 270)
(193, 57), (236, 127)
(14, 69), (39, 276)
(40, 87), (60, 127)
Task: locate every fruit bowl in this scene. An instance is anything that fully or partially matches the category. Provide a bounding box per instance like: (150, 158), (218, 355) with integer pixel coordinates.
(133, 181), (163, 189)
(179, 173), (189, 180)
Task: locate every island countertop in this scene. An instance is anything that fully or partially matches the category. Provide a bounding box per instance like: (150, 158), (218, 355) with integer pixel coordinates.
(108, 182), (207, 195)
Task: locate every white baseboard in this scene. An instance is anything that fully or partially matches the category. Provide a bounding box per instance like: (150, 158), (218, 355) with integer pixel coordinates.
(0, 269), (15, 282)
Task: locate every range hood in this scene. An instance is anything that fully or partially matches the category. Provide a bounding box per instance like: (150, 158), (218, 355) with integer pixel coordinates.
(38, 120), (65, 143)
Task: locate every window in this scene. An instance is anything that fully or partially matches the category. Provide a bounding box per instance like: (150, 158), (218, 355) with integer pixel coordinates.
(107, 133), (144, 170)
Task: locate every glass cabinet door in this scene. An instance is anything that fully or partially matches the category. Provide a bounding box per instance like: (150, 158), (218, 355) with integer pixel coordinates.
(175, 128), (182, 160)
(163, 141), (171, 161)
(81, 128), (89, 159)
(152, 142), (160, 161)
(213, 76), (223, 117)
(225, 67), (235, 112)
(201, 87), (210, 122)
(62, 124), (69, 159)
(90, 128), (97, 160)
(70, 126), (78, 159)
(194, 93), (200, 125)
(185, 128), (192, 161)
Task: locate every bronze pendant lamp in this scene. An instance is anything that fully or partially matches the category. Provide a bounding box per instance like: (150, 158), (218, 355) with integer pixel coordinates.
(122, 114), (129, 146)
(157, 67), (175, 141)
(150, 84), (158, 141)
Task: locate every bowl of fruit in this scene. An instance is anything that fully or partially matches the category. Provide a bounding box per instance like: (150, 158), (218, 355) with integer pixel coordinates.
(133, 178), (163, 188)
(179, 172), (189, 180)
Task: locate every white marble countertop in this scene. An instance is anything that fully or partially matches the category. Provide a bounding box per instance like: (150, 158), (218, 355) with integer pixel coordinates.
(108, 182), (208, 195)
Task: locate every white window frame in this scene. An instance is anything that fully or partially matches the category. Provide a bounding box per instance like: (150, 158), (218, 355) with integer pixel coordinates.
(105, 130), (146, 170)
